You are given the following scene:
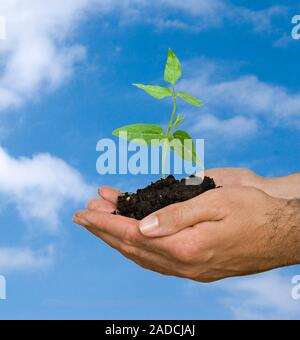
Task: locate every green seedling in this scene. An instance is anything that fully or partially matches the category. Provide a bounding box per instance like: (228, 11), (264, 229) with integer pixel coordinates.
(113, 48), (204, 177)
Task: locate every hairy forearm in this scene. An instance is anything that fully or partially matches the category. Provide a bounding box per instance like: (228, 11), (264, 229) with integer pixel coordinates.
(287, 199), (300, 265)
(258, 173), (300, 199)
(275, 199), (300, 267)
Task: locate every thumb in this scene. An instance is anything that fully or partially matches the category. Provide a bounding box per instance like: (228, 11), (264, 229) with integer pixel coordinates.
(139, 191), (221, 237)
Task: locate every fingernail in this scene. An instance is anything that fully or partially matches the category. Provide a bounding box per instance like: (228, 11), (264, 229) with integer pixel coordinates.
(72, 215), (91, 228)
(139, 215), (159, 235)
(75, 212), (84, 218)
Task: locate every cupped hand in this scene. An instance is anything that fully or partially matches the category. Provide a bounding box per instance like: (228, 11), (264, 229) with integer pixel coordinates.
(203, 168), (262, 188)
(204, 167), (300, 199)
(73, 185), (300, 282)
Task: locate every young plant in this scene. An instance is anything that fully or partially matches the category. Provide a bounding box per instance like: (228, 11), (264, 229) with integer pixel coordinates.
(113, 48), (203, 177)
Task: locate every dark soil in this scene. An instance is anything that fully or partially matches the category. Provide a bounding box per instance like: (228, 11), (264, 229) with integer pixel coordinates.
(114, 175), (216, 220)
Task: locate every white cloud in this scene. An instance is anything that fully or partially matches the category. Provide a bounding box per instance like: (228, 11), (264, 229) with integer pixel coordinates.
(185, 272), (300, 320)
(0, 146), (94, 231)
(109, 1), (288, 35)
(146, 0), (228, 30)
(209, 76), (300, 125)
(0, 0), (89, 111)
(118, 1), (286, 32)
(191, 114), (258, 139)
(223, 272), (300, 320)
(178, 59), (300, 138)
(160, 0), (225, 15)
(0, 1), (288, 112)
(235, 5), (288, 33)
(0, 245), (54, 272)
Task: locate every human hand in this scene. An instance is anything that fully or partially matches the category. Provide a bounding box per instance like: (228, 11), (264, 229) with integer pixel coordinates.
(203, 168), (262, 188)
(73, 186), (300, 282)
(204, 168), (300, 199)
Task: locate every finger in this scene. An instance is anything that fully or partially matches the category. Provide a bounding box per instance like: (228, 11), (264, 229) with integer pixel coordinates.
(203, 168), (256, 187)
(203, 169), (221, 179)
(82, 225), (176, 276)
(130, 257), (180, 277)
(87, 198), (116, 213)
(73, 210), (174, 257)
(73, 210), (140, 241)
(139, 190), (224, 237)
(202, 169), (229, 187)
(84, 225), (122, 250)
(98, 186), (122, 205)
(202, 168), (228, 186)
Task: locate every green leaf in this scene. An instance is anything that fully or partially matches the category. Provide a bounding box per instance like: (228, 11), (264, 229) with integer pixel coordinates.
(112, 124), (165, 146)
(164, 48), (182, 85)
(133, 84), (172, 100)
(173, 115), (186, 129)
(169, 130), (200, 164)
(177, 92), (203, 107)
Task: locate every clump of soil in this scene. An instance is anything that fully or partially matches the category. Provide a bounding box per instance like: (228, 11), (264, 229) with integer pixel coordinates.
(114, 175), (216, 220)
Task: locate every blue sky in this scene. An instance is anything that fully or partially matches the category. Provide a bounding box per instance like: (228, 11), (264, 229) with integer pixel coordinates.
(0, 0), (300, 320)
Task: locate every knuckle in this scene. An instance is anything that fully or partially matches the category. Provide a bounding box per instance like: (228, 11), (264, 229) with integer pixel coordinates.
(201, 248), (215, 264)
(212, 191), (223, 205)
(172, 243), (196, 264)
(123, 227), (140, 246)
(187, 268), (200, 280)
(120, 244), (137, 258)
(134, 261), (169, 276)
(206, 189), (221, 207)
(208, 190), (228, 214)
(178, 265), (199, 280)
(167, 205), (185, 227)
(136, 260), (156, 272)
(87, 199), (99, 210)
(135, 261), (150, 271)
(184, 267), (216, 282)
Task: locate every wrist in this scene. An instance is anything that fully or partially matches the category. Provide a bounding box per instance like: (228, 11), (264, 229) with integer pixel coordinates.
(266, 198), (300, 269)
(278, 199), (300, 266)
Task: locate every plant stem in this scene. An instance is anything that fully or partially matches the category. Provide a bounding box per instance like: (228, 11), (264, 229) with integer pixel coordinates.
(167, 84), (177, 136)
(161, 139), (168, 178)
(162, 84), (177, 178)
